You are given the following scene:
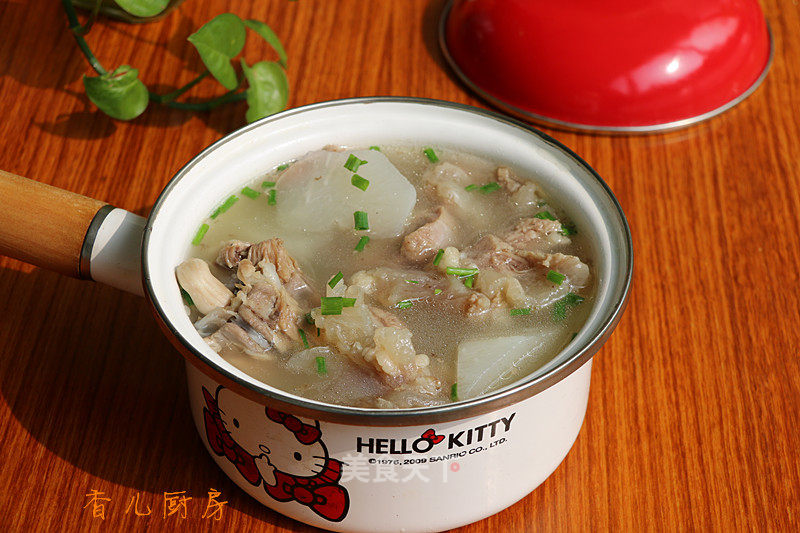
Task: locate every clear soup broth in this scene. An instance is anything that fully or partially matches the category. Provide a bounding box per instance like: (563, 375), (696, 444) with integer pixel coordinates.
(177, 145), (594, 408)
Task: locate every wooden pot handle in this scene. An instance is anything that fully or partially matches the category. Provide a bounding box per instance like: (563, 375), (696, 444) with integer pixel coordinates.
(0, 170), (108, 278)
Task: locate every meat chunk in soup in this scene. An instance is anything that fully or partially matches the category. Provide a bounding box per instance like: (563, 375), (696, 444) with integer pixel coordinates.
(401, 207), (455, 263)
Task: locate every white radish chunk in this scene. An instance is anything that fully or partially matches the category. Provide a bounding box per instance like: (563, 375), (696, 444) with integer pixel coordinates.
(457, 332), (559, 399)
(276, 149), (416, 238)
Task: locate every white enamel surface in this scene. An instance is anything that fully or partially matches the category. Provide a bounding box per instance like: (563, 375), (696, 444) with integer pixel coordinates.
(187, 359), (592, 532)
(90, 208), (145, 296)
(144, 101), (628, 401)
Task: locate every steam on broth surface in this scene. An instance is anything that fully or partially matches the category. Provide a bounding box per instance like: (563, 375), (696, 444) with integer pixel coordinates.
(177, 145), (594, 408)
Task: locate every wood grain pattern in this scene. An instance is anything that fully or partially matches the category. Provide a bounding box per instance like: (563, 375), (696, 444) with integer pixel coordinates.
(0, 0), (798, 530)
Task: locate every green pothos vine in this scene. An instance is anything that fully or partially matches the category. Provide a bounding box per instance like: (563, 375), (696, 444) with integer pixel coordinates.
(62, 0), (289, 122)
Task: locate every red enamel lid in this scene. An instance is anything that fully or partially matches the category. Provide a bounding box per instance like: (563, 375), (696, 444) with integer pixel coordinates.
(441, 0), (772, 132)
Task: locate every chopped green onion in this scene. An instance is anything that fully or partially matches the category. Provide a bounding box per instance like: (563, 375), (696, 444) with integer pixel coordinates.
(464, 184), (479, 191)
(396, 300), (414, 309)
(305, 312), (315, 325)
(316, 327), (320, 336)
(328, 271), (344, 288)
(320, 297), (357, 315)
(353, 211), (369, 231)
(180, 288), (194, 307)
(354, 235), (370, 251)
(210, 195), (238, 219)
(552, 292), (585, 321)
(434, 288), (443, 295)
(276, 163), (290, 171)
(351, 174), (370, 191)
(316, 356), (327, 375)
(432, 249), (444, 266)
(298, 328), (309, 349)
(261, 180), (277, 188)
(241, 186), (260, 199)
(561, 223), (577, 236)
(450, 383), (458, 401)
(463, 274), (475, 289)
(369, 145), (381, 151)
(479, 182), (501, 194)
(423, 147), (439, 163)
(446, 267), (479, 277)
(344, 154), (367, 172)
(533, 210), (556, 220)
(267, 189), (277, 205)
(191, 223), (209, 245)
(546, 270), (566, 285)
(510, 308), (531, 316)
(405, 279), (420, 284)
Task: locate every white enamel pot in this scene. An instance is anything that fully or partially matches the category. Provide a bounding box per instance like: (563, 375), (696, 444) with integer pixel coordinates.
(0, 98), (632, 532)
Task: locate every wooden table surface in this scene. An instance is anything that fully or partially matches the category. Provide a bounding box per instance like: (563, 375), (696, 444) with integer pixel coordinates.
(1, 0), (798, 531)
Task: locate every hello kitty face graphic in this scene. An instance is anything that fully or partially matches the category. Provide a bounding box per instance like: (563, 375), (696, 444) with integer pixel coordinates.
(202, 386), (350, 522)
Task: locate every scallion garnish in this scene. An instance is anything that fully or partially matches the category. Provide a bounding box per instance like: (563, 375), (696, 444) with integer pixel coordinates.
(479, 182), (501, 194)
(396, 300), (414, 309)
(320, 297), (357, 315)
(405, 279), (420, 284)
(354, 235), (370, 251)
(344, 154), (367, 172)
(450, 383), (458, 401)
(463, 274), (475, 289)
(210, 195), (238, 219)
(261, 180), (277, 188)
(180, 288), (194, 307)
(446, 267), (479, 277)
(369, 145), (381, 151)
(546, 270), (566, 285)
(241, 186), (260, 199)
(316, 327), (320, 336)
(351, 174), (370, 191)
(191, 223), (209, 245)
(432, 249), (444, 266)
(552, 292), (585, 321)
(464, 184), (479, 191)
(316, 356), (327, 375)
(561, 223), (577, 236)
(434, 288), (443, 295)
(533, 211), (556, 220)
(276, 163), (290, 171)
(353, 210), (369, 231)
(509, 308), (530, 316)
(267, 189), (276, 205)
(298, 328), (309, 349)
(423, 147), (439, 163)
(305, 312), (315, 325)
(328, 271), (344, 288)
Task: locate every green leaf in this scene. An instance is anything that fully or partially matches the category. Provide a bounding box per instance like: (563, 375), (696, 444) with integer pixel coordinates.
(113, 0), (170, 18)
(187, 14), (247, 90)
(241, 59), (288, 123)
(244, 19), (288, 68)
(83, 65), (149, 120)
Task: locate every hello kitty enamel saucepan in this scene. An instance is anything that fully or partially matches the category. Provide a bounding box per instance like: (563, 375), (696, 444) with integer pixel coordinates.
(0, 98), (632, 532)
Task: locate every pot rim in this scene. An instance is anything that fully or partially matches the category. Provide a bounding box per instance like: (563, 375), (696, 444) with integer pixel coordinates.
(141, 97), (633, 425)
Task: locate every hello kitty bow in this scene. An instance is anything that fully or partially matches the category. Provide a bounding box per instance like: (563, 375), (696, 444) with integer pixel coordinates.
(266, 407), (322, 444)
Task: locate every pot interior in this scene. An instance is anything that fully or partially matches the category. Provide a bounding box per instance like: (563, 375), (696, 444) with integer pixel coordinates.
(143, 98), (632, 417)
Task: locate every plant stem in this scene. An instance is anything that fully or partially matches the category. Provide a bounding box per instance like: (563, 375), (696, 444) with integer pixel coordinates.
(162, 89), (247, 111)
(62, 0), (106, 75)
(149, 71), (210, 104)
(74, 0), (102, 35)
